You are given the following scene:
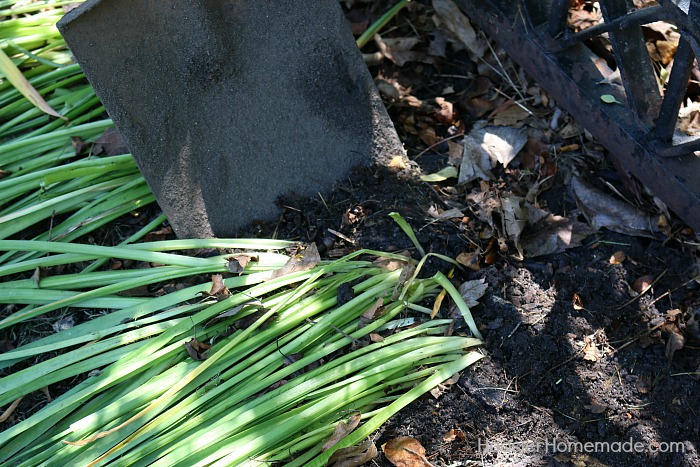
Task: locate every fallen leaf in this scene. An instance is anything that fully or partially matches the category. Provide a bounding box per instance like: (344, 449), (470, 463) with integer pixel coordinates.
(326, 439), (379, 467)
(322, 413), (362, 451)
(270, 243), (320, 279)
(457, 279), (487, 308)
(432, 0), (486, 59)
(572, 293), (584, 310)
(456, 251), (480, 271)
(383, 436), (434, 467)
(609, 251), (626, 264)
(361, 297), (384, 321)
(434, 97), (454, 125)
(209, 274), (229, 297)
(0, 47), (66, 121)
(458, 133), (494, 184)
(582, 334), (600, 362)
(184, 338), (211, 361)
(459, 125), (528, 184)
(31, 266), (46, 288)
(427, 206), (463, 220)
(490, 101), (531, 127)
(600, 94), (621, 104)
(520, 214), (596, 257)
(663, 324), (685, 362)
(375, 35), (421, 66)
(429, 371), (460, 399)
(442, 428), (463, 443)
(369, 333), (384, 342)
(93, 128), (129, 156)
(328, 439), (378, 467)
(420, 166), (458, 182)
(226, 254), (257, 275)
(571, 176), (658, 238)
(472, 125), (528, 167)
(447, 140), (463, 165)
(431, 288), (447, 319)
(374, 251), (411, 271)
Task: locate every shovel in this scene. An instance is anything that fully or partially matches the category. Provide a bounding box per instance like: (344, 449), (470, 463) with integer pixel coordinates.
(58, 0), (404, 238)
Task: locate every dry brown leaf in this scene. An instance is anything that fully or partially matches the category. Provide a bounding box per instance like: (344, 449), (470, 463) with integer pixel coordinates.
(457, 278), (487, 308)
(471, 125), (528, 167)
(383, 436), (434, 467)
(369, 333), (384, 342)
(663, 324), (686, 362)
(490, 102), (531, 127)
(328, 439), (378, 467)
(429, 372), (460, 399)
(226, 254), (257, 275)
(432, 0), (486, 59)
(270, 243), (320, 279)
(458, 133), (494, 184)
(455, 250), (480, 271)
(31, 266), (46, 288)
(361, 297), (384, 321)
(426, 206), (463, 220)
(375, 35), (421, 66)
(93, 128), (129, 156)
(572, 293), (584, 310)
(207, 274), (230, 299)
(322, 413), (362, 451)
(447, 140), (463, 165)
(520, 214), (596, 258)
(582, 334), (600, 362)
(374, 251), (411, 271)
(571, 176), (658, 238)
(434, 97), (454, 125)
(184, 338), (211, 361)
(442, 428), (461, 443)
(431, 288), (447, 319)
(609, 251), (626, 264)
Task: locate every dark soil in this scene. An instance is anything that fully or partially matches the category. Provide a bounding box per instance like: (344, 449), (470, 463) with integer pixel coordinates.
(235, 3), (700, 464)
(240, 161), (699, 467)
(4, 2), (700, 466)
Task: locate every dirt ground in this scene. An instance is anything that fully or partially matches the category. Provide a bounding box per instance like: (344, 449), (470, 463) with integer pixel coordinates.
(4, 2), (700, 466)
(241, 162), (699, 467)
(239, 3), (700, 465)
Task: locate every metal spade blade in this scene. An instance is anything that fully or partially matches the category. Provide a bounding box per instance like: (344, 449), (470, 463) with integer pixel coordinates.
(58, 0), (404, 237)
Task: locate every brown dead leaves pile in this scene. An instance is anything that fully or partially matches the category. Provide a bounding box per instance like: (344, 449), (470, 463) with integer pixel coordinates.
(349, 0), (691, 268)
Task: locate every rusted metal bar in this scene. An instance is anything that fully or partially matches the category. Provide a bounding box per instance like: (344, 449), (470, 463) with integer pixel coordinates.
(599, 0), (662, 128)
(455, 0), (700, 231)
(558, 6), (662, 49)
(654, 37), (695, 142)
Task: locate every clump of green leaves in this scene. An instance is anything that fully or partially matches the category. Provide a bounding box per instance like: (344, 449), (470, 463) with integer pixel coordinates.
(0, 237), (482, 466)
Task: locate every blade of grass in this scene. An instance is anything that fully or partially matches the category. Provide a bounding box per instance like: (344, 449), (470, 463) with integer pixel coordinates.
(0, 45), (65, 120)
